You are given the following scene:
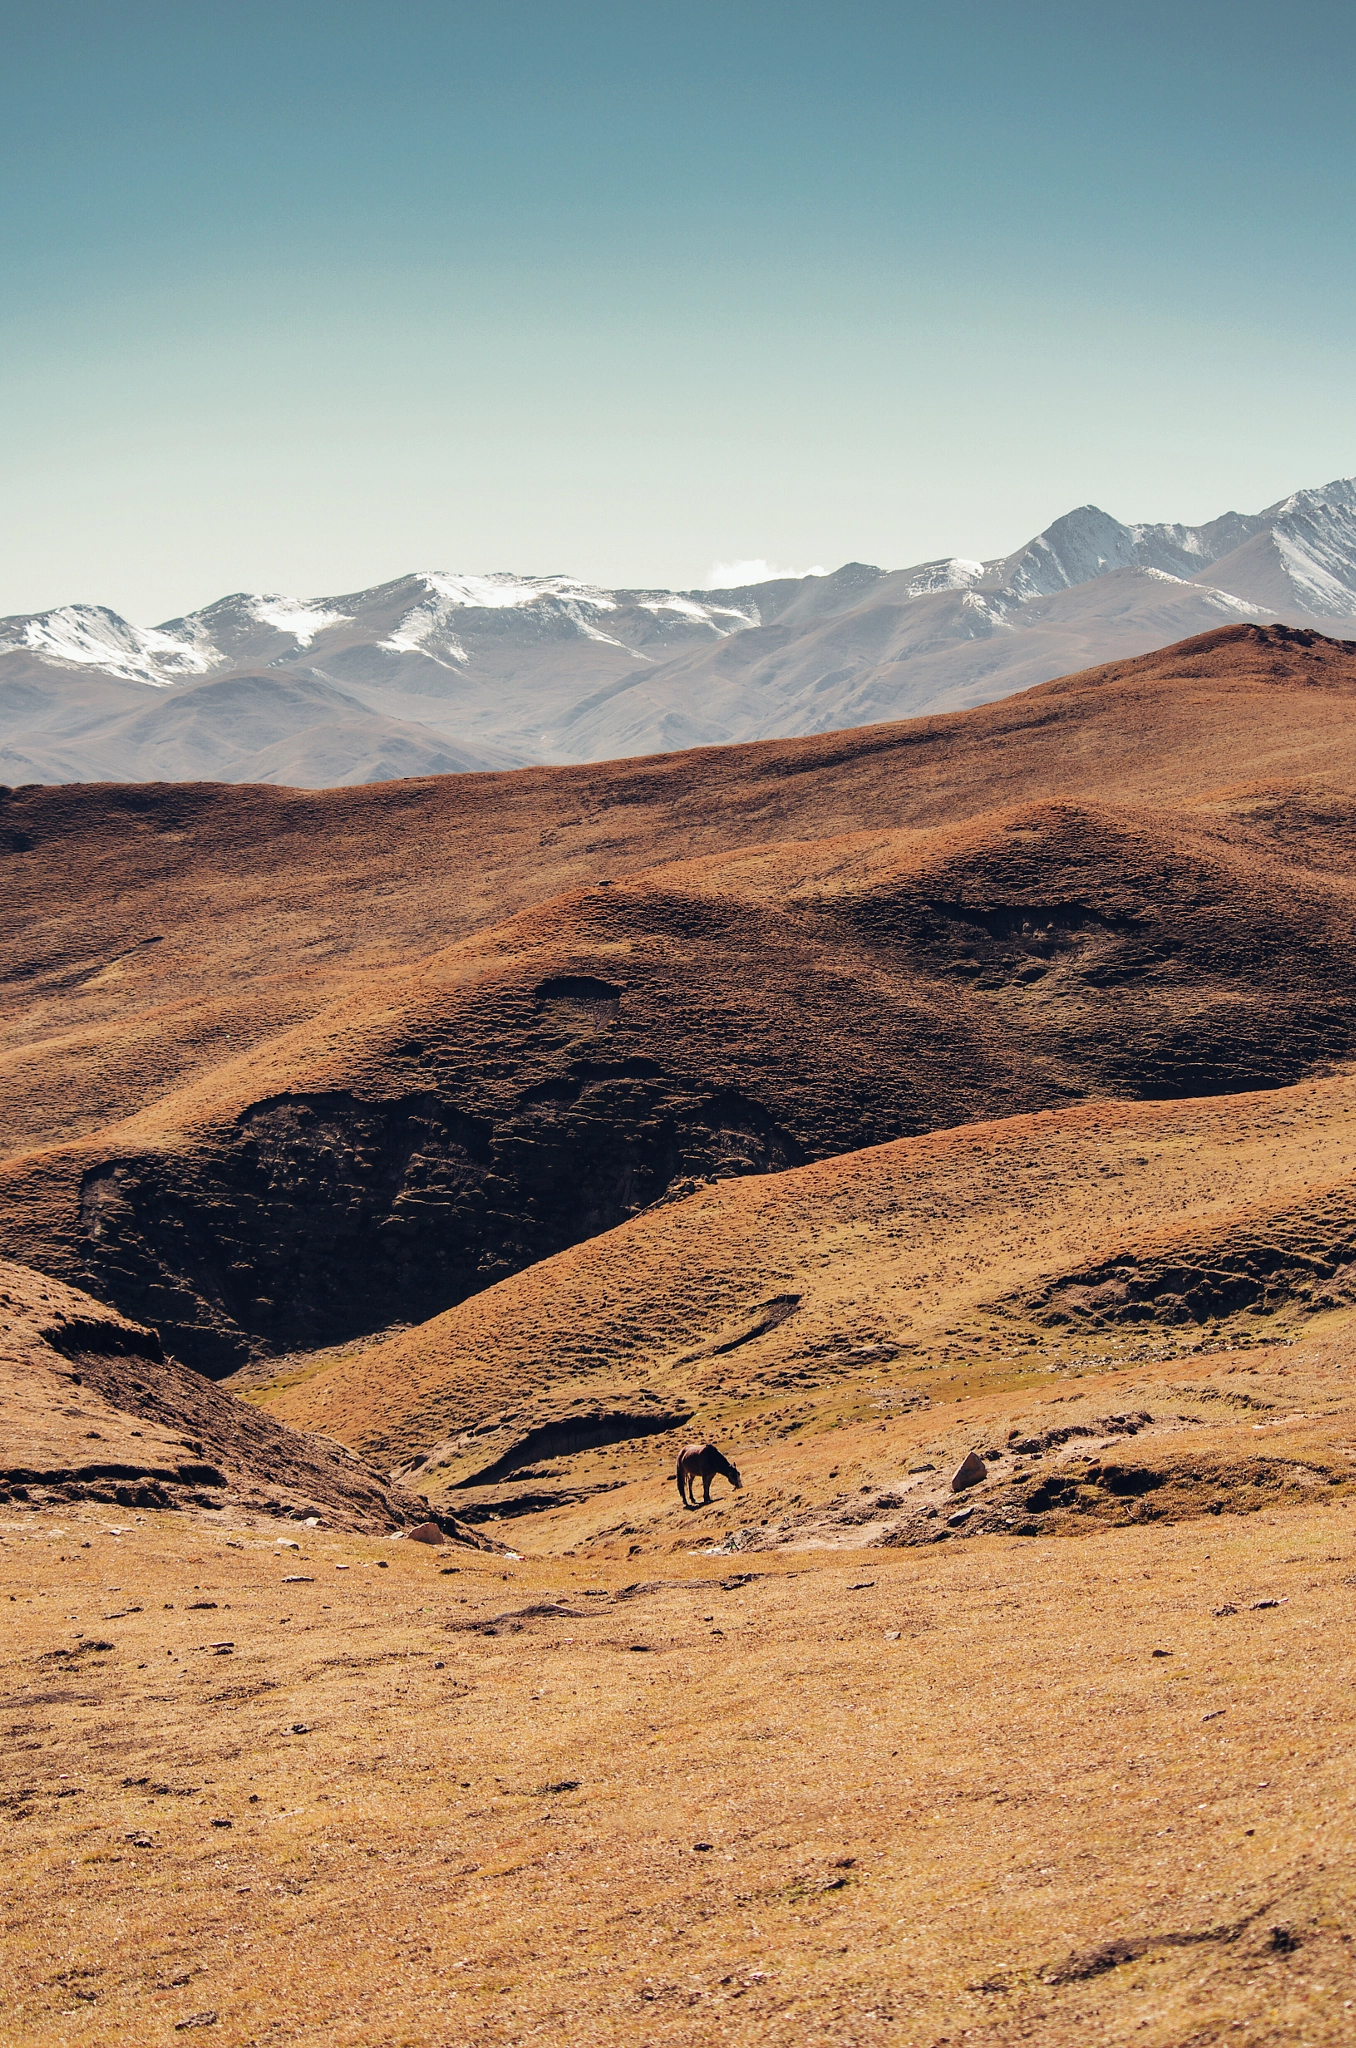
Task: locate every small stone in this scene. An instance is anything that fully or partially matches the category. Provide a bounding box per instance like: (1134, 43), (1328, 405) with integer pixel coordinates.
(174, 2015), (217, 2032)
(1151, 1648), (1173, 1658)
(950, 1451), (987, 1492)
(693, 1842), (713, 1852)
(947, 1505), (975, 1527)
(290, 1723), (309, 1734)
(210, 1818), (232, 1828)
(884, 1630), (901, 1641)
(1251, 1598), (1284, 1610)
(406, 1522), (446, 1546)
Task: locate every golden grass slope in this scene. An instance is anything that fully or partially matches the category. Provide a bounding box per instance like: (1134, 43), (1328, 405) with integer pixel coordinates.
(9, 772), (1356, 1376)
(267, 1068), (1356, 1476)
(3, 1490), (1355, 2045)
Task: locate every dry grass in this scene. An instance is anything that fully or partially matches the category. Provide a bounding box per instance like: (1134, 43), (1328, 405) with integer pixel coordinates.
(3, 1494), (1355, 2046)
(8, 624), (1356, 2043)
(264, 1068), (1356, 1475)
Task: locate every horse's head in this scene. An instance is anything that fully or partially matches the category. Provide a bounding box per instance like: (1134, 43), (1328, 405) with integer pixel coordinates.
(725, 1458), (743, 1490)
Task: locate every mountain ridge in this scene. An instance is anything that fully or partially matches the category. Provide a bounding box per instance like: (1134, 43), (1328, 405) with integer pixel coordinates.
(3, 475), (1355, 785)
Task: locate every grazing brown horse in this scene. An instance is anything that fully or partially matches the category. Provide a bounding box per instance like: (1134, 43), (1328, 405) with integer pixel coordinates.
(676, 1442), (743, 1507)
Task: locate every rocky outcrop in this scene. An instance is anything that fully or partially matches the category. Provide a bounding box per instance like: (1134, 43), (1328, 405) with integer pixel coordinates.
(0, 1258), (496, 1539)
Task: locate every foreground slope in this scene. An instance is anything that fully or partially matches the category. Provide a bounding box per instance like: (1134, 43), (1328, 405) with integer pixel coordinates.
(6, 625), (1356, 1374)
(4, 1448), (1355, 2044)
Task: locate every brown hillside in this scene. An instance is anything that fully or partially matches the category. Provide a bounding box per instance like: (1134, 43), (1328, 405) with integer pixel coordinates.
(3, 621), (1354, 1157)
(8, 627), (1356, 2045)
(261, 1065), (1356, 1487)
(4, 788), (1356, 1374)
(6, 625), (1356, 1374)
(0, 1259), (487, 1537)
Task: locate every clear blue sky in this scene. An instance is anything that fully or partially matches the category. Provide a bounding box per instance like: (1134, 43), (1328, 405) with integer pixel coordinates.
(3, 0), (1354, 619)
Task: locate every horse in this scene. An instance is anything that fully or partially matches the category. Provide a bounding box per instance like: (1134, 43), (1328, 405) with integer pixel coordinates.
(676, 1442), (743, 1507)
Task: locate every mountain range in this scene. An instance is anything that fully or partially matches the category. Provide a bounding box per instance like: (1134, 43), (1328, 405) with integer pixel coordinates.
(3, 474), (1355, 786)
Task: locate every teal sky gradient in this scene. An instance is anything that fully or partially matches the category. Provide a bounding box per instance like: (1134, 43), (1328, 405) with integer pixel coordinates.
(4, 0), (1355, 618)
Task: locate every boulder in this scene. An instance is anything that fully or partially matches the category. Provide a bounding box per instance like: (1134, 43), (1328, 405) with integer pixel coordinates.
(950, 1450), (987, 1492)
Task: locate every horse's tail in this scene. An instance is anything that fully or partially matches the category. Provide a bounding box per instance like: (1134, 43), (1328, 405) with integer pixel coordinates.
(675, 1460), (686, 1498)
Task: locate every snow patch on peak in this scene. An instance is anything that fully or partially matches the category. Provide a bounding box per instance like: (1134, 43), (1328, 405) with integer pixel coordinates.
(246, 595), (352, 646)
(379, 606), (469, 666)
(1001, 506), (1145, 601)
(1197, 583), (1270, 618)
(0, 604), (219, 687)
(380, 571), (639, 665)
(1263, 475), (1356, 524)
(1254, 482), (1356, 618)
(418, 571), (618, 612)
(960, 590), (1016, 634)
(902, 557), (986, 597)
(1132, 522), (1207, 558)
(558, 600), (649, 657)
(1273, 530), (1356, 618)
(637, 594), (758, 634)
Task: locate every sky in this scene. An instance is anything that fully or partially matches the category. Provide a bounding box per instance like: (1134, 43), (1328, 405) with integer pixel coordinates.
(3, 0), (1355, 621)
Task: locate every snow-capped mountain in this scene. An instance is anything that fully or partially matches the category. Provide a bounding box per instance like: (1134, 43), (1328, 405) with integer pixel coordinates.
(0, 573), (760, 698)
(0, 603), (220, 688)
(969, 477), (1356, 616)
(3, 475), (1354, 786)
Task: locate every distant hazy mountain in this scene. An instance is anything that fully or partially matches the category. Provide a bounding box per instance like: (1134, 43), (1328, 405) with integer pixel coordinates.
(3, 476), (1354, 786)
